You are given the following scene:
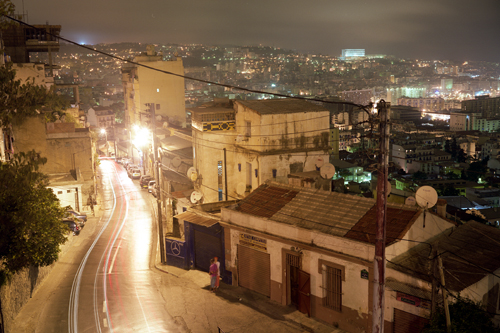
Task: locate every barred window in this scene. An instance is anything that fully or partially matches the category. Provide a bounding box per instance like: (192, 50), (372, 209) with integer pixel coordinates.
(321, 263), (343, 312)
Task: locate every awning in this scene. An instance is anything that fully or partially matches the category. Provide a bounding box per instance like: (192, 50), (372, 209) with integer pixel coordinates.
(174, 211), (220, 227)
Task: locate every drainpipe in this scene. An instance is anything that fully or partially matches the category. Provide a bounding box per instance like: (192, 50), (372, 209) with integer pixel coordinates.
(223, 148), (228, 201)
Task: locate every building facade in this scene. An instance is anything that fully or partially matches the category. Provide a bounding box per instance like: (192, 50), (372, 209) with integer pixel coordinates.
(122, 45), (186, 129)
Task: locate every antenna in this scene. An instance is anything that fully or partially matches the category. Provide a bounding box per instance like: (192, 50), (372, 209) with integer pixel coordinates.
(315, 157), (325, 169)
(187, 167), (198, 181)
(171, 156), (181, 168)
(320, 163), (336, 179)
(416, 186), (438, 228)
(190, 191), (203, 204)
(416, 186), (438, 209)
(405, 196), (416, 206)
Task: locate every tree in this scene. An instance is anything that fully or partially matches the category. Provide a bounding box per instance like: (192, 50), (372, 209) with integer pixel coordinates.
(0, 62), (68, 128)
(0, 151), (68, 331)
(424, 295), (500, 333)
(464, 160), (488, 182)
(412, 171), (428, 181)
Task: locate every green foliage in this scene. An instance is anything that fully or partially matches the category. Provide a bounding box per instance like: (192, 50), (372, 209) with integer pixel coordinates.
(464, 160), (488, 182)
(0, 151), (67, 284)
(412, 171), (428, 181)
(424, 295), (500, 333)
(445, 171), (460, 180)
(0, 0), (15, 30)
(0, 62), (68, 128)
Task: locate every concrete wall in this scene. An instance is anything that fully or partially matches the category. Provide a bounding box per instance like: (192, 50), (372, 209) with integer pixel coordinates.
(386, 212), (455, 258)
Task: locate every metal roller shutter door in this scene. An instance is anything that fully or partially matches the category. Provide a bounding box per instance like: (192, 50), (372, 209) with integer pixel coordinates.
(393, 308), (429, 333)
(238, 244), (270, 297)
(194, 229), (222, 272)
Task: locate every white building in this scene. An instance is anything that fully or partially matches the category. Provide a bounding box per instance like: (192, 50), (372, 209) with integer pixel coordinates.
(190, 98), (331, 203)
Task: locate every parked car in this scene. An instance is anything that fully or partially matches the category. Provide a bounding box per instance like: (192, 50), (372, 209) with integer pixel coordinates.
(140, 175), (152, 188)
(126, 163), (137, 172)
(65, 209), (87, 228)
(128, 167), (141, 179)
(148, 180), (156, 194)
(62, 219), (80, 236)
(121, 158), (131, 167)
(66, 209), (87, 222)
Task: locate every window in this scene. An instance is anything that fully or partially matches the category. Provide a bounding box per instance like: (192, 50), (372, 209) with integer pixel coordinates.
(245, 121), (251, 137)
(319, 260), (344, 312)
(218, 160), (223, 201)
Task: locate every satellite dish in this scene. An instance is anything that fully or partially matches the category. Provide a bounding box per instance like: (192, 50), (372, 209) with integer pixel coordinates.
(171, 156), (182, 168)
(320, 163), (336, 179)
(377, 180), (392, 197)
(187, 167), (198, 181)
(405, 196), (416, 206)
(315, 157), (325, 169)
(190, 191), (203, 204)
(236, 182), (246, 196)
(416, 186), (438, 209)
(161, 156), (170, 170)
(236, 134), (243, 143)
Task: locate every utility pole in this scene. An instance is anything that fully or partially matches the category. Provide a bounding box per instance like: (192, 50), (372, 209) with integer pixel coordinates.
(372, 100), (390, 333)
(149, 103), (166, 264)
(437, 249), (451, 332)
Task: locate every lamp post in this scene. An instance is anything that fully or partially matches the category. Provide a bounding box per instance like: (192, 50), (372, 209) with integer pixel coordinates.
(132, 126), (150, 175)
(100, 128), (108, 156)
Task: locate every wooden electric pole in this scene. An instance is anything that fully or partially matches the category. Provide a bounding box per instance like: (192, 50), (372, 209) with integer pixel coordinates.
(149, 103), (166, 264)
(437, 250), (451, 332)
(372, 100), (390, 333)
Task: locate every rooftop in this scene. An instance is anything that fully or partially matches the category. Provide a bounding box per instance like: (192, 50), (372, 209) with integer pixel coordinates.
(234, 181), (420, 243)
(235, 99), (328, 115)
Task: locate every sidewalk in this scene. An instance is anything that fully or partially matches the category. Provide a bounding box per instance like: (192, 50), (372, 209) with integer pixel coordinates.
(155, 263), (347, 333)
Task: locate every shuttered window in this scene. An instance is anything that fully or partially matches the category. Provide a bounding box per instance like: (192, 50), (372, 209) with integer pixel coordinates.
(322, 264), (342, 312)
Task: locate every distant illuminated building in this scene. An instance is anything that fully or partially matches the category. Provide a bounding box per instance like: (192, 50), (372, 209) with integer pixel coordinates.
(341, 89), (373, 106)
(397, 97), (445, 112)
(386, 87), (426, 103)
(341, 49), (365, 60)
(441, 79), (453, 91)
(462, 95), (500, 118)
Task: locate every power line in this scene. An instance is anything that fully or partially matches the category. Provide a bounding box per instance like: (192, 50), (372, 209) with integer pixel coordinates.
(3, 15), (371, 112)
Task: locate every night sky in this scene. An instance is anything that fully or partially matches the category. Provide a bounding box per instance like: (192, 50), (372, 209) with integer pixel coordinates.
(12, 0), (500, 62)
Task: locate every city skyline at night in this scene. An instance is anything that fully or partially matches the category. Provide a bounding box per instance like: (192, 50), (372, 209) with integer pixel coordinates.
(11, 0), (500, 63)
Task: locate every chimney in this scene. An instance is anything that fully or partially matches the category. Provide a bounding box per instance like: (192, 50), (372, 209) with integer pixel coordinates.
(436, 199), (447, 218)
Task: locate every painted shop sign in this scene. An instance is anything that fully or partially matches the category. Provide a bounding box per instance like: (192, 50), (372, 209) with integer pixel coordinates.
(396, 292), (430, 310)
(239, 233), (267, 252)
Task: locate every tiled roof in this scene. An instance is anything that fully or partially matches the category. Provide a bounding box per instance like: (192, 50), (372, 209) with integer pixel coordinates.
(235, 99), (327, 115)
(345, 206), (420, 245)
(237, 184), (299, 218)
(234, 181), (424, 242)
(388, 221), (500, 292)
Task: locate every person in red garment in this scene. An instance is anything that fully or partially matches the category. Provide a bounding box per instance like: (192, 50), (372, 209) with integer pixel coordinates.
(209, 259), (218, 292)
(214, 256), (220, 290)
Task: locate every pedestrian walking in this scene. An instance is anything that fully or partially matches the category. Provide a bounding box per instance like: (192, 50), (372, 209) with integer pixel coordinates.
(209, 259), (218, 292)
(87, 195), (95, 216)
(214, 256), (220, 290)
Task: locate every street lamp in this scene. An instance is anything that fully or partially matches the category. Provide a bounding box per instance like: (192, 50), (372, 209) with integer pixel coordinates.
(100, 128), (109, 156)
(132, 126), (151, 175)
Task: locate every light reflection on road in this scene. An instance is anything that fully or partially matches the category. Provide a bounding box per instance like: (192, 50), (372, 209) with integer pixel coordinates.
(73, 158), (178, 332)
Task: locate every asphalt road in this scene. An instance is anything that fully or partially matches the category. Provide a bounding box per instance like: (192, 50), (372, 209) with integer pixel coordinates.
(9, 159), (184, 333)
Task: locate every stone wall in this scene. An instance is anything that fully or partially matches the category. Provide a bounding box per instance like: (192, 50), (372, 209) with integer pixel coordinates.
(0, 232), (76, 330)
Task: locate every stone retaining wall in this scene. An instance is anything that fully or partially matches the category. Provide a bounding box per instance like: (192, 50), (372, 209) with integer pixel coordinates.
(0, 232), (76, 330)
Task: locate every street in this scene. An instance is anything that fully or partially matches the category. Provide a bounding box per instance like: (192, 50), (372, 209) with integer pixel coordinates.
(8, 159), (326, 333)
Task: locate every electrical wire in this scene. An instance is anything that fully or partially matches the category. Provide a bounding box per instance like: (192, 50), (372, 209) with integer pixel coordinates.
(3, 15), (372, 112)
